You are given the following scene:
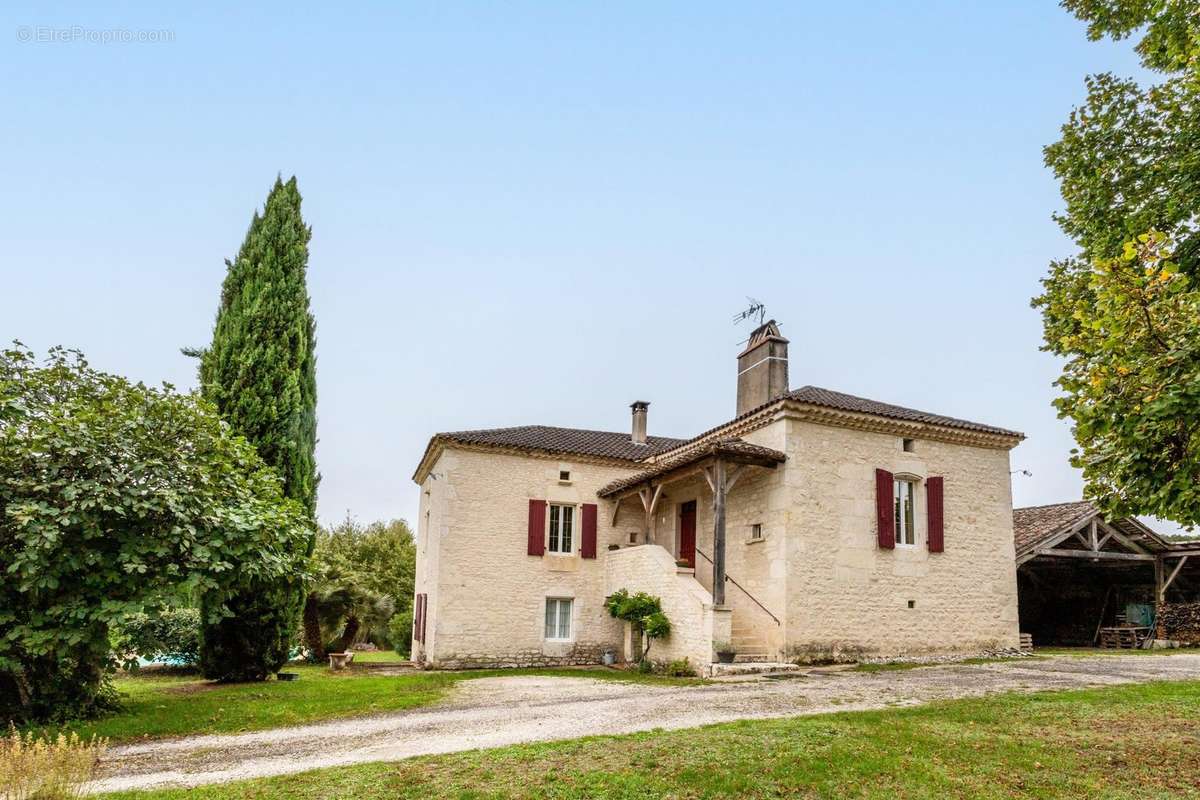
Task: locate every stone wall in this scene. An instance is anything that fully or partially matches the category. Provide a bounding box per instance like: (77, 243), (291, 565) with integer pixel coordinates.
(429, 644), (611, 670)
(781, 416), (1020, 658)
(414, 447), (639, 668)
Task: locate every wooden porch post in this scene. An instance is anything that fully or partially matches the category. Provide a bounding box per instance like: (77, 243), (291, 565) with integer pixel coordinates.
(712, 459), (727, 607)
(638, 484), (663, 546)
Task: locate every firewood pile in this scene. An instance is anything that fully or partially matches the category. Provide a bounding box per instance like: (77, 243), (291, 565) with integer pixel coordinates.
(1158, 602), (1200, 645)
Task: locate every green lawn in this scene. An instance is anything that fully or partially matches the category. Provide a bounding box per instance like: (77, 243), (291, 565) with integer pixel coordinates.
(345, 649), (409, 663)
(103, 680), (1200, 800)
(47, 665), (697, 744)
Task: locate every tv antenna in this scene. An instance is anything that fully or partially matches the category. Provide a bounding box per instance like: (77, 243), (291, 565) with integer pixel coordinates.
(732, 298), (766, 328)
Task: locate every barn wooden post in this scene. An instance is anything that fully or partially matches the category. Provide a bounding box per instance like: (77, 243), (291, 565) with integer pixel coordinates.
(1155, 555), (1165, 638)
(712, 458), (727, 607)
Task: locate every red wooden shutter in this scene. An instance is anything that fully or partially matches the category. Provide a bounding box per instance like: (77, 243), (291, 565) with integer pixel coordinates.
(581, 503), (598, 559)
(527, 499), (546, 556)
(875, 468), (895, 550)
(927, 476), (945, 553)
(420, 594), (428, 643)
(413, 593), (424, 643)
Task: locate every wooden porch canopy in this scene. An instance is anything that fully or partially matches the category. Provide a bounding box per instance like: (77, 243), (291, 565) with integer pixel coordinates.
(597, 438), (786, 606)
(1015, 501), (1194, 606)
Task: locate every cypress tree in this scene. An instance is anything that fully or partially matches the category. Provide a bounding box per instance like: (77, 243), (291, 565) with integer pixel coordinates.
(193, 176), (318, 681)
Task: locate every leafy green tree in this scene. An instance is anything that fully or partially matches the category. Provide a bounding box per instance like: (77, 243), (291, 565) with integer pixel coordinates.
(605, 589), (671, 662)
(0, 345), (310, 721)
(1034, 0), (1200, 526)
(189, 176), (319, 681)
(303, 518), (415, 659)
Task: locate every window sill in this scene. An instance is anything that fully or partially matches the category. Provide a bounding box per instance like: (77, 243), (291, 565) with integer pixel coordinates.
(745, 537), (765, 545)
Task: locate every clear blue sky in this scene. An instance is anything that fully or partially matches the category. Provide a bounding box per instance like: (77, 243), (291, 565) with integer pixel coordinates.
(3, 3), (1179, 532)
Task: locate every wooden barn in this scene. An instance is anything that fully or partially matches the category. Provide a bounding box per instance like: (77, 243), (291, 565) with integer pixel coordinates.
(1015, 502), (1200, 648)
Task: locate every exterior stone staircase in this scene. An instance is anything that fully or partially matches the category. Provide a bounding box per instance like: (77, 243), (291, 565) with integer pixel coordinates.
(731, 621), (772, 663)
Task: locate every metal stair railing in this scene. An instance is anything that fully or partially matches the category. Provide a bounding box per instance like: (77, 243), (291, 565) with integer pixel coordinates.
(694, 547), (781, 626)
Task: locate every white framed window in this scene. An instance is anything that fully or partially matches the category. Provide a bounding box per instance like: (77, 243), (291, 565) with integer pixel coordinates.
(544, 597), (573, 640)
(894, 478), (917, 546)
(749, 523), (763, 540)
(547, 503), (575, 554)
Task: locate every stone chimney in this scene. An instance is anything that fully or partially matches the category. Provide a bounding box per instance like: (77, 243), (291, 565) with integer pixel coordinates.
(736, 320), (789, 416)
(630, 401), (650, 445)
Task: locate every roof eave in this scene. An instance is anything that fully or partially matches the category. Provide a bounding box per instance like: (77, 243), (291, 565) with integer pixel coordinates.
(654, 397), (1023, 462)
(412, 435), (654, 485)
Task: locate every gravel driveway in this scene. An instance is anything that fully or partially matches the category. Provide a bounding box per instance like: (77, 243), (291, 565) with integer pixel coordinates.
(93, 654), (1200, 794)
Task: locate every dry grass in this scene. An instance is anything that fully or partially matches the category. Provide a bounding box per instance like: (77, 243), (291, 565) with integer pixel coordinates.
(1, 727), (108, 800)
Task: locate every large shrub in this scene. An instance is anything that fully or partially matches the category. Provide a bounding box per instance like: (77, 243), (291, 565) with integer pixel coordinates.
(0, 345), (311, 721)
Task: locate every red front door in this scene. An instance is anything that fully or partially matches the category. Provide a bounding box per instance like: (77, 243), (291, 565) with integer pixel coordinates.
(679, 501), (697, 568)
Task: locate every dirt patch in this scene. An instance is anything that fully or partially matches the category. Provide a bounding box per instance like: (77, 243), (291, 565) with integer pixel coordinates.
(161, 681), (224, 696)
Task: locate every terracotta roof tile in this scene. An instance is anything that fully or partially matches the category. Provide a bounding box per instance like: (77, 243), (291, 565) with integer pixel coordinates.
(1012, 501), (1096, 556)
(598, 438), (786, 497)
(415, 386), (1021, 482)
(659, 386), (1023, 459)
(431, 425), (684, 463)
(784, 386), (1023, 438)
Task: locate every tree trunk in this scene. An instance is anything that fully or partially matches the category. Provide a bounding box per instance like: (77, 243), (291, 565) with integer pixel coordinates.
(330, 614), (360, 654)
(303, 596), (325, 662)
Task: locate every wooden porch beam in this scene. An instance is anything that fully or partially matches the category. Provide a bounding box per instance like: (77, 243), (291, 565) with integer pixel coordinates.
(1037, 548), (1157, 562)
(637, 484), (665, 545)
(1166, 548), (1200, 557)
(1093, 519), (1150, 554)
(1164, 555), (1190, 593)
(724, 465), (746, 494)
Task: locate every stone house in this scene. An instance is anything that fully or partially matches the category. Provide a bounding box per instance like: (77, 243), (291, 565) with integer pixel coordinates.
(411, 321), (1025, 673)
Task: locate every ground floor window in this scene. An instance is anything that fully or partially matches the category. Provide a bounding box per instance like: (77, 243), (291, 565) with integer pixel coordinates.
(544, 597), (573, 640)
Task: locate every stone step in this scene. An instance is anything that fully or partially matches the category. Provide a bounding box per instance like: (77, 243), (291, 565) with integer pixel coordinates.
(710, 661), (802, 678)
